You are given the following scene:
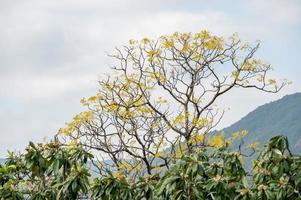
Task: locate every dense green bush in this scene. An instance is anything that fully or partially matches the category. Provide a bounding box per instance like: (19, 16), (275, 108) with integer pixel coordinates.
(0, 135), (300, 200)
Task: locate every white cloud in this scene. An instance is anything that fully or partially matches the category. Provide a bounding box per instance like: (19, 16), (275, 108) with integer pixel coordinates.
(248, 0), (301, 24)
(0, 72), (97, 102)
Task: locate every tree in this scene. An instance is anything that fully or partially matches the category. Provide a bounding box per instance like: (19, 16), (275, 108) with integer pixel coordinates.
(58, 30), (289, 177)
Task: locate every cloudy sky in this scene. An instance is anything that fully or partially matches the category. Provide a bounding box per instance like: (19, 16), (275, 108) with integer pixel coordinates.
(0, 0), (300, 156)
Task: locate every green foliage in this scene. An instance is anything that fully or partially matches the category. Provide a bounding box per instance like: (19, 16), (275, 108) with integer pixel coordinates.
(91, 172), (135, 200)
(0, 135), (300, 200)
(252, 136), (301, 200)
(156, 147), (247, 200)
(0, 139), (93, 200)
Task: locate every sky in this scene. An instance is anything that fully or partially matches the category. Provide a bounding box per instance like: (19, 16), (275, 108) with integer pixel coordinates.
(0, 0), (300, 156)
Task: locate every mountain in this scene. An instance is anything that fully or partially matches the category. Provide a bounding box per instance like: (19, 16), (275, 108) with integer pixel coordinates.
(0, 158), (5, 165)
(221, 92), (301, 154)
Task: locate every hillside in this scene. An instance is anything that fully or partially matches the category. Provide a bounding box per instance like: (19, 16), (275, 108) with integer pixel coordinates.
(0, 158), (5, 165)
(221, 92), (301, 154)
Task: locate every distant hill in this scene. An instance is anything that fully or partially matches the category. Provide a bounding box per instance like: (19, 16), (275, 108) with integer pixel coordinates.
(0, 158), (5, 165)
(221, 93), (301, 154)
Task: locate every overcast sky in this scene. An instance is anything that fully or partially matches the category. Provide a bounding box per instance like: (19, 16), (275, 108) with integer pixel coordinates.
(0, 0), (300, 156)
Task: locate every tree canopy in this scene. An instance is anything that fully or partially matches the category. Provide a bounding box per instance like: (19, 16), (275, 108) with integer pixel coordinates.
(58, 30), (289, 177)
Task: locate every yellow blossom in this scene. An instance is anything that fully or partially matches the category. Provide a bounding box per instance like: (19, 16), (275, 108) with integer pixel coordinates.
(225, 138), (232, 145)
(142, 38), (150, 44)
(120, 162), (133, 171)
(257, 75), (264, 83)
(58, 126), (73, 136)
(87, 95), (98, 102)
(147, 50), (160, 60)
(196, 134), (204, 142)
(232, 130), (248, 140)
(232, 131), (240, 139)
(210, 134), (224, 148)
(189, 133), (204, 144)
(107, 104), (119, 112)
(248, 141), (260, 149)
(129, 39), (137, 45)
(231, 70), (240, 80)
(181, 44), (190, 52)
(192, 117), (207, 127)
(137, 105), (153, 113)
(180, 32), (191, 40)
(268, 79), (276, 85)
(163, 39), (174, 48)
(154, 152), (161, 158)
(58, 111), (94, 136)
(80, 98), (87, 105)
(172, 113), (185, 125)
(195, 30), (210, 40)
(69, 139), (79, 146)
(241, 130), (248, 137)
(174, 149), (184, 158)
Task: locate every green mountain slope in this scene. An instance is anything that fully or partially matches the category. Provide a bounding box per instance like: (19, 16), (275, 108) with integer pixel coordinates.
(221, 92), (301, 153)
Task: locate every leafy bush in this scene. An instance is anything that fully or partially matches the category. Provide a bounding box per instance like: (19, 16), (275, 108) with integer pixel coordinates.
(0, 135), (300, 200)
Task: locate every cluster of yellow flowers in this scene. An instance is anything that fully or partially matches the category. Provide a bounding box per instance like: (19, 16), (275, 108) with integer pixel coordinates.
(241, 59), (260, 71)
(232, 130), (249, 140)
(203, 36), (223, 50)
(147, 49), (161, 62)
(172, 113), (185, 126)
(248, 141), (260, 149)
(80, 93), (103, 106)
(58, 111), (94, 136)
(162, 39), (174, 48)
(188, 132), (225, 148)
(154, 152), (161, 158)
(174, 146), (185, 159)
(268, 79), (277, 85)
(149, 72), (167, 83)
(128, 30), (225, 67)
(192, 117), (208, 128)
(209, 134), (224, 148)
(188, 132), (204, 145)
(80, 73), (157, 120)
(159, 30), (223, 51)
